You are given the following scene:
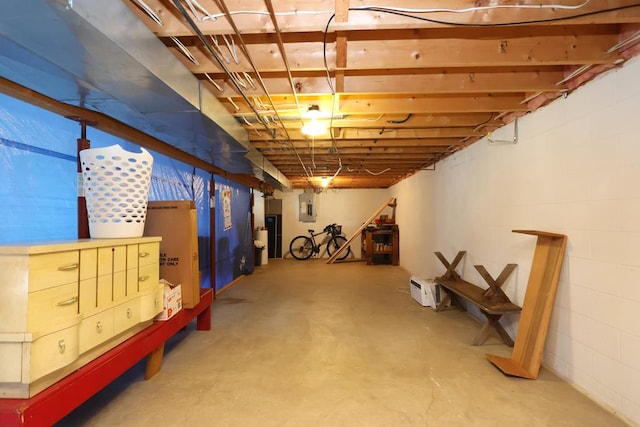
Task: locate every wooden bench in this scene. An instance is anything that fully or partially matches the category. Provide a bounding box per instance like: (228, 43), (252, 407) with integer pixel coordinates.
(434, 251), (521, 346)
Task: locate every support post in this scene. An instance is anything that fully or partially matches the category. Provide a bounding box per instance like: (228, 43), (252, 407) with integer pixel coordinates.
(71, 117), (96, 239)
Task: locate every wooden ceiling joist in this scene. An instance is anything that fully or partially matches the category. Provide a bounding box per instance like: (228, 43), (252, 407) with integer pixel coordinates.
(123, 0), (640, 189)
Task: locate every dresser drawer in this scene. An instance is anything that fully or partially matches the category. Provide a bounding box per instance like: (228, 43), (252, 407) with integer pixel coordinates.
(97, 274), (112, 309)
(29, 251), (79, 292)
(29, 322), (80, 382)
(138, 242), (159, 267)
(79, 278), (98, 315)
(98, 246), (127, 276)
(112, 270), (127, 303)
(27, 283), (79, 337)
(137, 263), (159, 291)
(140, 285), (163, 322)
(113, 299), (141, 336)
(79, 248), (97, 281)
(79, 309), (115, 354)
(126, 268), (138, 298)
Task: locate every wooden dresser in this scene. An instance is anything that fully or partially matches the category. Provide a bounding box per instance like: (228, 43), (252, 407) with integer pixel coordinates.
(0, 237), (163, 398)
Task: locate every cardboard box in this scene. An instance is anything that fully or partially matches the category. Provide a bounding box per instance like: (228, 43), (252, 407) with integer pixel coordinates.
(145, 201), (200, 308)
(155, 280), (182, 321)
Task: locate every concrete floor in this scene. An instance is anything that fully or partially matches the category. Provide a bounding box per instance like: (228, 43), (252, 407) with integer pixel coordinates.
(58, 259), (629, 426)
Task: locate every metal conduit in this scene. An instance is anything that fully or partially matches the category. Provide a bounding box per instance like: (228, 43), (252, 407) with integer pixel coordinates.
(213, 0), (314, 181)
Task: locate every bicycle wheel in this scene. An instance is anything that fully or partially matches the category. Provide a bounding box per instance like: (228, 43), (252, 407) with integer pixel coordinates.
(290, 236), (314, 260)
(327, 236), (351, 261)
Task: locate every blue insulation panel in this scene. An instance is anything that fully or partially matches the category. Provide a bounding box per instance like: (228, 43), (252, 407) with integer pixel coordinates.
(0, 91), (247, 290)
(0, 93), (78, 242)
(215, 178), (253, 291)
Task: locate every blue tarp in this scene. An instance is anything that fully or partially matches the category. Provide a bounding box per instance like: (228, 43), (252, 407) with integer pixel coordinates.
(214, 178), (253, 291)
(0, 91), (251, 290)
(0, 94), (78, 241)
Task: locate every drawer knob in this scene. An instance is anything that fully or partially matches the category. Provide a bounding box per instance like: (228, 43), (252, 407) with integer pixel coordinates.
(57, 263), (79, 272)
(139, 275), (149, 282)
(127, 308), (132, 318)
(56, 296), (78, 307)
(96, 321), (103, 333)
(139, 252), (149, 258)
(58, 339), (66, 353)
(154, 297), (159, 307)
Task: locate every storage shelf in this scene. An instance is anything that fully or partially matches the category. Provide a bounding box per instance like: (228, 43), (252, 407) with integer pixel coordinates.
(361, 226), (399, 265)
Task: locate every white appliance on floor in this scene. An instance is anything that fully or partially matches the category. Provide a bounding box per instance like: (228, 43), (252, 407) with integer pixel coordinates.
(409, 276), (443, 308)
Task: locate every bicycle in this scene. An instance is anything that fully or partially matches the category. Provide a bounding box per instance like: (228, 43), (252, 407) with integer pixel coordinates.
(289, 223), (351, 261)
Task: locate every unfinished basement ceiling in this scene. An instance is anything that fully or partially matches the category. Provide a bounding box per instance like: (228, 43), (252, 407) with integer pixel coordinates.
(125, 0), (640, 189)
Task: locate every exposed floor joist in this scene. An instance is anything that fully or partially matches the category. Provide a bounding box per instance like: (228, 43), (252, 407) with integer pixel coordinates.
(125, 0), (640, 189)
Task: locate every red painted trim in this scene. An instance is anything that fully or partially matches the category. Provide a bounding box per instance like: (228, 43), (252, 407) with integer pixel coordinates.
(0, 288), (213, 426)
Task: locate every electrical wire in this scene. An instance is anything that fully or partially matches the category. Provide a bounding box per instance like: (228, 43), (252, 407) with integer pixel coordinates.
(176, 1), (607, 23)
(318, 2), (640, 179)
(209, 35), (231, 64)
(365, 167), (391, 175)
(170, 36), (199, 65)
(171, 0), (640, 28)
(472, 114), (497, 133)
(194, 9), (336, 22)
(203, 73), (223, 91)
(350, 1), (594, 15)
(166, 0), (640, 187)
(212, 0), (314, 182)
(387, 114), (412, 124)
(133, 0), (163, 25)
(357, 3), (640, 28)
(321, 3), (640, 92)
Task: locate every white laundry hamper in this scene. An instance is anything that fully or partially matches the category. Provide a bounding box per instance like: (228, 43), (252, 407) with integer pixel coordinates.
(79, 144), (154, 238)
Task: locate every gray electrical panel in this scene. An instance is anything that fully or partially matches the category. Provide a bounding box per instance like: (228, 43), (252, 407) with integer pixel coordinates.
(298, 192), (316, 223)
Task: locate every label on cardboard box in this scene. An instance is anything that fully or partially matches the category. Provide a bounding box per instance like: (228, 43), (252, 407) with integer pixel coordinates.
(155, 279), (182, 321)
(145, 200), (200, 309)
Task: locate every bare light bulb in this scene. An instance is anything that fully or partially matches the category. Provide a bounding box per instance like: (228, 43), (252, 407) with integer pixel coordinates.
(301, 105), (327, 136)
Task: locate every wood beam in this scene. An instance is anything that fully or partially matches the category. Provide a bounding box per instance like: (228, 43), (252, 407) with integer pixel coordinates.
(133, 1), (640, 36)
(0, 77), (271, 193)
(211, 69), (566, 97)
(244, 113), (497, 129)
(334, 0), (349, 93)
(172, 32), (620, 74)
(268, 154), (436, 162)
(337, 94), (528, 114)
(223, 94), (527, 114)
(335, 33), (347, 93)
(251, 138), (463, 149)
(252, 127), (481, 140)
(261, 146), (449, 155)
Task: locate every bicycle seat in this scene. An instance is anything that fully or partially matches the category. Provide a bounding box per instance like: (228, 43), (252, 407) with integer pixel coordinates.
(308, 229), (314, 233)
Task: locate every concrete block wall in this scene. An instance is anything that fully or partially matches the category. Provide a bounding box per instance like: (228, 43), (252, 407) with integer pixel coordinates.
(391, 57), (640, 425)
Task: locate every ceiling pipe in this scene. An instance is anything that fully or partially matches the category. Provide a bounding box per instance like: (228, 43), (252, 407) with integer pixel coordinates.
(487, 118), (518, 145)
(263, 0), (305, 129)
(212, 0), (314, 182)
(170, 0), (295, 189)
(264, 0), (325, 188)
(170, 0), (268, 131)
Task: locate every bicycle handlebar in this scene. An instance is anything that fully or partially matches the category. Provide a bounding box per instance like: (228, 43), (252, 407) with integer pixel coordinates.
(323, 223), (342, 235)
